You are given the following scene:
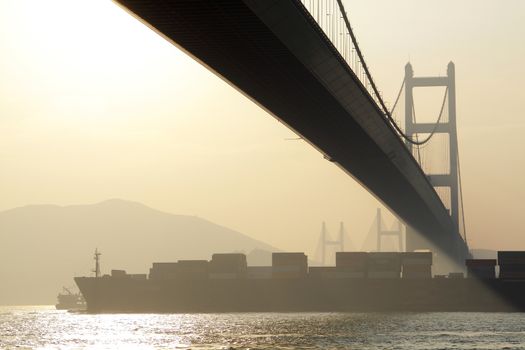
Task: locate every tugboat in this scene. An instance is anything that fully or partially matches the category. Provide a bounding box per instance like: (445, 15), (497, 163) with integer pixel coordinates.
(55, 287), (86, 310)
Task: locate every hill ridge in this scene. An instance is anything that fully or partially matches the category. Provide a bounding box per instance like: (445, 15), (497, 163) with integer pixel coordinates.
(0, 199), (277, 305)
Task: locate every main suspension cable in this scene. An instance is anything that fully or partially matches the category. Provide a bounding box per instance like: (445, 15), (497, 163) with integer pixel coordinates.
(411, 98), (422, 165)
(411, 86), (449, 145)
(335, 0), (441, 146)
(389, 79), (404, 116)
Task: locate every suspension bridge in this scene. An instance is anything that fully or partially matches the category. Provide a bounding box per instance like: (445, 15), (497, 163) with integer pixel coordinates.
(115, 0), (471, 266)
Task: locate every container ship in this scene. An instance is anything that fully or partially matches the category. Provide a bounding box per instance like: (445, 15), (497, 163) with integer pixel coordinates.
(75, 250), (525, 313)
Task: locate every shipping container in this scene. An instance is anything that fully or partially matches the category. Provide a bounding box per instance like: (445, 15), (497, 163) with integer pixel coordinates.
(465, 259), (496, 267)
(499, 264), (525, 280)
(247, 266), (273, 279)
(272, 252), (307, 275)
(149, 262), (179, 279)
(402, 252), (432, 265)
(209, 272), (243, 279)
(465, 259), (496, 279)
(499, 271), (525, 280)
(129, 274), (147, 280)
(308, 266), (334, 277)
(402, 264), (431, 279)
(335, 252), (368, 270)
(368, 271), (400, 279)
(498, 251), (525, 265)
(467, 267), (495, 279)
(273, 265), (305, 273)
(272, 271), (307, 279)
(272, 252), (307, 264)
(334, 271), (366, 279)
(272, 259), (307, 278)
(404, 274), (429, 279)
(210, 253), (247, 273)
(367, 252), (401, 272)
(309, 266), (365, 279)
(111, 269), (127, 278)
(149, 269), (178, 280)
(499, 265), (525, 272)
(151, 262), (178, 271)
(177, 260), (208, 269)
(272, 266), (306, 274)
(176, 260), (209, 280)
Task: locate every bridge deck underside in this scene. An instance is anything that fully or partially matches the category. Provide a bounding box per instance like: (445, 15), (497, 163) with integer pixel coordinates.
(116, 0), (468, 258)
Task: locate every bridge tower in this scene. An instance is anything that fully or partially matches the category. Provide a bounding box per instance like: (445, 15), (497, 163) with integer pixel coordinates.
(320, 222), (345, 266)
(376, 208), (404, 252)
(404, 62), (467, 268)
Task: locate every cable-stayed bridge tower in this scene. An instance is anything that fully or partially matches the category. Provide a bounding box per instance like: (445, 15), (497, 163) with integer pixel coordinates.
(320, 221), (345, 266)
(376, 208), (404, 252)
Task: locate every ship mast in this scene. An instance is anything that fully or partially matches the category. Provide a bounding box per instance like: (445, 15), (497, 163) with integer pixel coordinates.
(93, 248), (101, 278)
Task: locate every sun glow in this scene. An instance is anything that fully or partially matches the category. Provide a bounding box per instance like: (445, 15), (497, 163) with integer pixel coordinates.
(0, 0), (199, 124)
(3, 0), (164, 74)
(0, 0), (524, 258)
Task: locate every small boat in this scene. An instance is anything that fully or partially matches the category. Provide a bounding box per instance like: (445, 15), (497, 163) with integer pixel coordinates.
(55, 287), (86, 310)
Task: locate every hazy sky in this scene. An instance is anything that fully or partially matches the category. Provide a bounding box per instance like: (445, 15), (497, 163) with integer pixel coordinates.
(0, 0), (524, 255)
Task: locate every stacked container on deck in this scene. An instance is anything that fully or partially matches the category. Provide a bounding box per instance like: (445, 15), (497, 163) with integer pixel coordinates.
(109, 270), (146, 280)
(247, 266), (273, 279)
(367, 252), (401, 279)
(111, 269), (127, 278)
(465, 259), (496, 279)
(335, 252), (368, 278)
(177, 260), (209, 280)
(209, 253), (247, 279)
(129, 274), (147, 280)
(272, 252), (307, 279)
(309, 252), (432, 279)
(308, 266), (336, 279)
(149, 262), (178, 280)
(402, 252), (432, 279)
(149, 260), (209, 280)
(498, 251), (525, 280)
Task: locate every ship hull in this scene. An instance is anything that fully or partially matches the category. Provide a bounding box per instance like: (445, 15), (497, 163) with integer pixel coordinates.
(75, 277), (525, 313)
(55, 304), (85, 311)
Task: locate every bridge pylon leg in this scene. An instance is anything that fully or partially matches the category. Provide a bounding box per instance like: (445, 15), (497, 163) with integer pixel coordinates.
(404, 62), (469, 270)
(376, 208), (404, 252)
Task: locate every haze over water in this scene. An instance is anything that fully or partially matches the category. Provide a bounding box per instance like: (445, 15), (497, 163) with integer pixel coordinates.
(1, 306), (525, 349)
(1, 0), (525, 349)
(0, 0), (524, 255)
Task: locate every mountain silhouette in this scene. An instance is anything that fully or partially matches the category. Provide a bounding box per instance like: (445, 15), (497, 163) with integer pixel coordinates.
(0, 199), (277, 305)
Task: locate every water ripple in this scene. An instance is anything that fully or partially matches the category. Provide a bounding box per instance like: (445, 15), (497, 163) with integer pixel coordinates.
(1, 307), (525, 349)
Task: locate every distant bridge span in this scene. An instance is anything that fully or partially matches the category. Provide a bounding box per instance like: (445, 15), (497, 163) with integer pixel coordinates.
(116, 0), (469, 262)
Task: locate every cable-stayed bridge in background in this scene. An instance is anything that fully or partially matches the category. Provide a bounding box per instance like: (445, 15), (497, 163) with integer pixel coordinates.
(115, 0), (470, 268)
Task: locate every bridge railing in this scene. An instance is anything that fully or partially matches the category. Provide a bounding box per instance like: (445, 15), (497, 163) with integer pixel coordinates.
(298, 0), (388, 114)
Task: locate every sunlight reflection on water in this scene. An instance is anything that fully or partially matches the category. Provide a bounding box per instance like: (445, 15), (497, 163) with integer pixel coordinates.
(1, 306), (525, 349)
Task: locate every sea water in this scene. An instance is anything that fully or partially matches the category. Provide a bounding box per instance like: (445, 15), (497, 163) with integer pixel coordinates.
(1, 305), (525, 349)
